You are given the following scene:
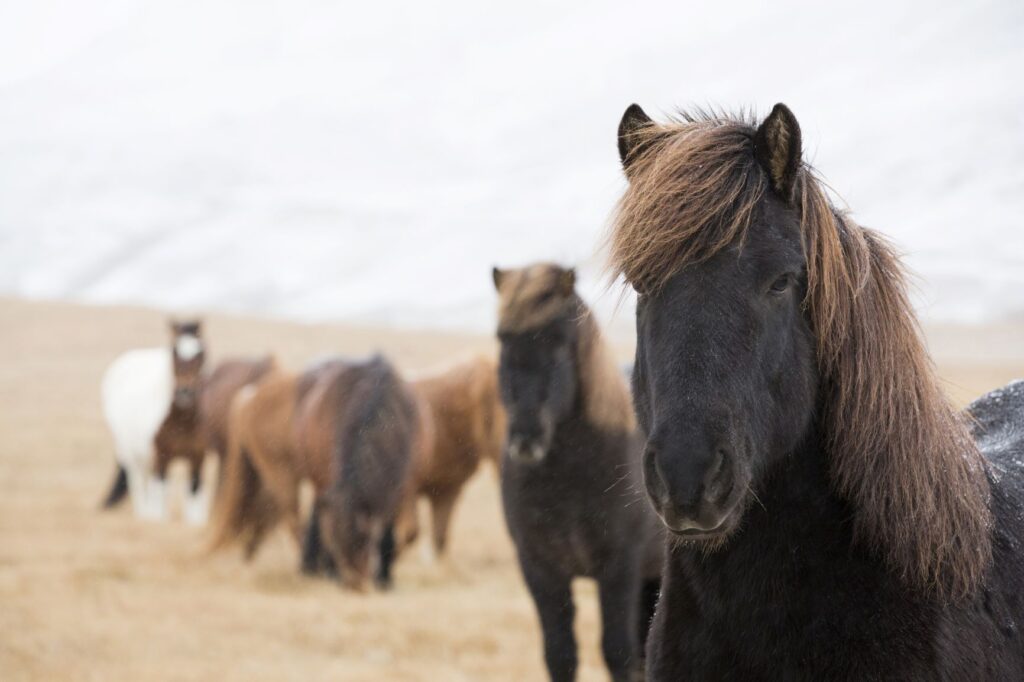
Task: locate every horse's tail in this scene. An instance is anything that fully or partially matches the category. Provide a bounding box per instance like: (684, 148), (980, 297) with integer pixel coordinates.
(206, 389), (275, 557)
(99, 462), (128, 509)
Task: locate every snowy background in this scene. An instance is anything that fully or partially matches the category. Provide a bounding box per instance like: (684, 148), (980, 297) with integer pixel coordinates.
(1, 0), (1022, 337)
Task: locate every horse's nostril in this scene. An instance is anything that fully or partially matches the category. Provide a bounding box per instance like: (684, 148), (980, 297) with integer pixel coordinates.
(703, 448), (732, 502)
(643, 446), (669, 504)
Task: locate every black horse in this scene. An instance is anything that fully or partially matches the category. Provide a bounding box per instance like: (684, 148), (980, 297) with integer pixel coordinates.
(610, 102), (1024, 679)
(493, 263), (662, 682)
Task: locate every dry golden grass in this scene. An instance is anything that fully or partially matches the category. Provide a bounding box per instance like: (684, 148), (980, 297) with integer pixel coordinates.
(0, 296), (1020, 681)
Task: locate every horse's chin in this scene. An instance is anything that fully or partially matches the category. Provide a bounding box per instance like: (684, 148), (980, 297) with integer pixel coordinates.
(658, 497), (744, 542)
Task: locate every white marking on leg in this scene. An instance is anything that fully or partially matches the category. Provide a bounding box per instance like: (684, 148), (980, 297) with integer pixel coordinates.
(419, 535), (437, 566)
(184, 488), (208, 526)
(144, 475), (168, 521)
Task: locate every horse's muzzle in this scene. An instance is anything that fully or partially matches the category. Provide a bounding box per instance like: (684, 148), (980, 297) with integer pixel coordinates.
(507, 435), (547, 464)
(643, 443), (742, 538)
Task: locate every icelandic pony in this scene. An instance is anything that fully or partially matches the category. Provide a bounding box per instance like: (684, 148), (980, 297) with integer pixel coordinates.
(100, 319), (205, 520)
(151, 321), (208, 523)
(493, 264), (662, 682)
(406, 355), (505, 557)
(209, 355), (424, 590)
(610, 103), (1024, 678)
(151, 354), (277, 524)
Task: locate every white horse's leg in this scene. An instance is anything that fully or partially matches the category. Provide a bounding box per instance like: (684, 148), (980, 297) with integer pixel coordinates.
(143, 474), (169, 521)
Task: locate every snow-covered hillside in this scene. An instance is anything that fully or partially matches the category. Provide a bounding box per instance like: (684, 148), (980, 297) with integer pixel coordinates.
(1, 0), (1022, 336)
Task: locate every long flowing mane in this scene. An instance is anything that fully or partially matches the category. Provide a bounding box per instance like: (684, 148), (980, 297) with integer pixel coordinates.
(574, 303), (636, 434)
(497, 265), (635, 434)
(608, 111), (992, 600)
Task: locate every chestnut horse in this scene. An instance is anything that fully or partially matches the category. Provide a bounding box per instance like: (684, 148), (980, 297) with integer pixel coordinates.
(611, 102), (1024, 678)
(407, 355), (505, 557)
(494, 263), (662, 682)
(209, 355), (425, 590)
(100, 319), (204, 520)
(198, 355), (278, 466)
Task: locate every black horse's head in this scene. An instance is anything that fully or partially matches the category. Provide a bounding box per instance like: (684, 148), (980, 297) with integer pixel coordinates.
(492, 264), (580, 465)
(615, 104), (818, 540)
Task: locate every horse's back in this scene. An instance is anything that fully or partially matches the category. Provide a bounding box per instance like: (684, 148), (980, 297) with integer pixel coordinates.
(970, 380), (1024, 465)
(101, 347), (173, 462)
(336, 356), (419, 508)
(200, 355), (277, 455)
(954, 380), (1024, 678)
(970, 379), (1024, 512)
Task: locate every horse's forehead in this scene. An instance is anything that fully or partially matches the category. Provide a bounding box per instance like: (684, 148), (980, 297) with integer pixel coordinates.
(497, 266), (565, 333)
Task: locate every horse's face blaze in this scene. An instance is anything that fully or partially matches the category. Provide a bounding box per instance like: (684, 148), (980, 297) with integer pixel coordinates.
(632, 196), (817, 539)
(497, 319), (577, 464)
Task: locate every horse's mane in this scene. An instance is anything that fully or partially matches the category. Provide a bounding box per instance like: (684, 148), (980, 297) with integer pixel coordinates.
(609, 111), (992, 600)
(574, 302), (636, 434)
(497, 265), (635, 434)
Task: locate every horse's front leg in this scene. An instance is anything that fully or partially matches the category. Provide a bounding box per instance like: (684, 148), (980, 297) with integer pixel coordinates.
(183, 452), (207, 525)
(597, 561), (643, 682)
(142, 453), (171, 522)
(522, 563), (577, 682)
(375, 523), (397, 590)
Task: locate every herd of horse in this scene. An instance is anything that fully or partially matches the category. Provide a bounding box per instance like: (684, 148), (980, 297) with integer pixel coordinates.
(97, 102), (1024, 680)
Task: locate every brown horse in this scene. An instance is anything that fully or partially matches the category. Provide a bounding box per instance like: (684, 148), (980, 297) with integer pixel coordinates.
(198, 355), (278, 464)
(405, 355), (506, 557)
(148, 319), (207, 522)
(153, 351), (276, 524)
(209, 355), (425, 590)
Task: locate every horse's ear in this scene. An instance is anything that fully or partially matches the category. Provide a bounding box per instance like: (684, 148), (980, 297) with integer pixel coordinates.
(618, 104), (656, 176)
(492, 267), (505, 291)
(753, 103), (802, 203)
(558, 268), (576, 296)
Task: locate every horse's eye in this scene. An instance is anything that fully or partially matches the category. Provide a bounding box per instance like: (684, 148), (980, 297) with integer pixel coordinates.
(536, 289), (561, 306)
(769, 274), (794, 294)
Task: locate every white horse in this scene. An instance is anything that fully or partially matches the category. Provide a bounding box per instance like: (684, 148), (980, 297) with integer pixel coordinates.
(99, 327), (206, 522)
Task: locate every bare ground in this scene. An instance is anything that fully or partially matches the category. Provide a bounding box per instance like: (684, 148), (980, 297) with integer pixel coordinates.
(1, 296), (1021, 681)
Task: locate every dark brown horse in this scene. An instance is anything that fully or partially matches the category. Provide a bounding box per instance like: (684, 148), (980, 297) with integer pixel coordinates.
(405, 355), (506, 558)
(611, 102), (1024, 679)
(152, 351), (276, 524)
(208, 355), (426, 590)
(148, 319), (207, 522)
(494, 263), (662, 682)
